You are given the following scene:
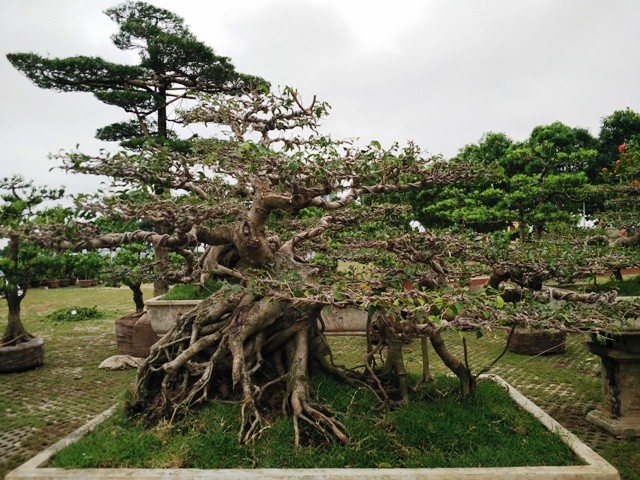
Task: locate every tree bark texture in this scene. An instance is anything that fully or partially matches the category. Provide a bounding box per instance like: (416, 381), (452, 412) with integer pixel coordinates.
(1, 236), (30, 346)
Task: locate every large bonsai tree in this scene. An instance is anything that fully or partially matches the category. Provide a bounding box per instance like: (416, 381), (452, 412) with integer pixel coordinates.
(8, 1), (635, 444)
(42, 86), (632, 447)
(0, 175), (65, 347)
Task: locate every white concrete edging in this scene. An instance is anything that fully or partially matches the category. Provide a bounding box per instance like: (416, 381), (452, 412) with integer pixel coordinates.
(7, 375), (620, 480)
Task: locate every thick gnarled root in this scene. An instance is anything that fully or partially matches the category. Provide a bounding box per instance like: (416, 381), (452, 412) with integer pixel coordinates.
(126, 286), (351, 448)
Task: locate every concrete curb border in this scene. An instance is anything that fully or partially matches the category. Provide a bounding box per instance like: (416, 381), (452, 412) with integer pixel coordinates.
(7, 375), (620, 480)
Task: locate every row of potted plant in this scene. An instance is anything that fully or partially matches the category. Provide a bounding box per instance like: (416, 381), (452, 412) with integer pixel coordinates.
(24, 248), (106, 288)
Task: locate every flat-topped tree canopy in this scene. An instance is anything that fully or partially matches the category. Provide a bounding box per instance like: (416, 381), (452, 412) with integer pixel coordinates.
(7, 1), (268, 148)
(7, 1), (269, 296)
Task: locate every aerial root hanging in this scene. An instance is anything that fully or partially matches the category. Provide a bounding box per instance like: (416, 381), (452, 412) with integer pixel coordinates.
(240, 395), (263, 444)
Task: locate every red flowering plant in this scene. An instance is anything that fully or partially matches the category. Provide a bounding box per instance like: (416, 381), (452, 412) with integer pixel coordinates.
(598, 141), (640, 241)
(611, 142), (640, 186)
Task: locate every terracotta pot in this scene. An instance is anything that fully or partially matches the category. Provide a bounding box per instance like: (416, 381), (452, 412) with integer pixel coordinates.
(115, 312), (159, 358)
(507, 328), (566, 355)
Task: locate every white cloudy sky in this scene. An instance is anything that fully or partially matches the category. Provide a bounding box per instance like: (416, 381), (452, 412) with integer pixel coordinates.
(1, 0), (639, 194)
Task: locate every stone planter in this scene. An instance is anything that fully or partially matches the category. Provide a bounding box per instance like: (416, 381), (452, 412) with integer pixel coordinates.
(0, 336), (44, 373)
(586, 316), (640, 437)
(145, 298), (371, 337)
(114, 312), (159, 358)
(5, 375), (620, 480)
(45, 279), (60, 289)
(507, 328), (567, 355)
(77, 279), (94, 288)
(144, 295), (202, 335)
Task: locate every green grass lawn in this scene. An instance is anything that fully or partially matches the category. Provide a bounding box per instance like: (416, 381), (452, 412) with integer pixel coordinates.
(50, 375), (578, 469)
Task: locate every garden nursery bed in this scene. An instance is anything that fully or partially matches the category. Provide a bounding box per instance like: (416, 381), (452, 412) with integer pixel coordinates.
(7, 375), (619, 480)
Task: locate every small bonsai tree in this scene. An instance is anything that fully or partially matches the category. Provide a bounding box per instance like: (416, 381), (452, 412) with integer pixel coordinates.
(102, 244), (155, 312)
(0, 175), (64, 349)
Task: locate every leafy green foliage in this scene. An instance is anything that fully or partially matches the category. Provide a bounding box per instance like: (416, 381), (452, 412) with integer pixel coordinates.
(597, 139), (640, 230)
(7, 1), (267, 148)
(102, 244), (153, 288)
(73, 252), (106, 280)
(598, 108), (640, 177)
(161, 278), (226, 300)
(46, 305), (103, 322)
(407, 123), (598, 238)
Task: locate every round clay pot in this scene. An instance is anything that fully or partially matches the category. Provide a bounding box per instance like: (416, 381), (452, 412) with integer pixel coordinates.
(0, 336), (45, 373)
(507, 328), (566, 355)
(115, 312), (159, 358)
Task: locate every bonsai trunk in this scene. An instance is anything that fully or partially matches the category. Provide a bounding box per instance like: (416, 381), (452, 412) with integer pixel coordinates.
(2, 289), (29, 346)
(127, 285), (348, 445)
(1, 236), (31, 346)
(430, 330), (476, 397)
(152, 245), (170, 297)
(380, 336), (410, 402)
(516, 210), (527, 244)
(612, 268), (623, 282)
(128, 283), (145, 313)
(534, 224), (543, 241)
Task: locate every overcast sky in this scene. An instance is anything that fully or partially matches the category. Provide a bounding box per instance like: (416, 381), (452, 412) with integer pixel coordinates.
(1, 0), (639, 195)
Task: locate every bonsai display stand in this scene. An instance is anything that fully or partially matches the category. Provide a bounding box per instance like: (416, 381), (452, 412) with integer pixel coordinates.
(586, 325), (640, 437)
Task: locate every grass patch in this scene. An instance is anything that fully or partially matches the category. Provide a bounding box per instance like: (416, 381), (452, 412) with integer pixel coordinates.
(3, 286), (636, 478)
(585, 274), (640, 297)
(45, 305), (104, 322)
(599, 441), (640, 480)
(160, 279), (225, 300)
(49, 375), (578, 469)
